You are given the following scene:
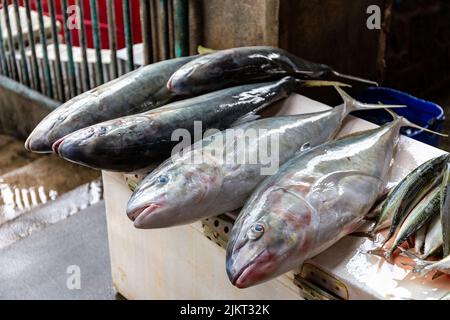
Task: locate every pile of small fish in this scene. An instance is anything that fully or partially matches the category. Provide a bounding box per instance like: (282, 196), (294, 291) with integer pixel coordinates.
(365, 153), (450, 279)
(25, 46), (448, 289)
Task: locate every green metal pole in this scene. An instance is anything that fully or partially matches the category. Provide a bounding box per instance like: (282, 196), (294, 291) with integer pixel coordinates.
(61, 0), (77, 96)
(140, 0), (152, 65)
(158, 0), (169, 60)
(107, 0), (118, 78)
(90, 0), (104, 84)
(173, 0), (188, 57)
(123, 0), (134, 71)
(13, 0), (30, 86)
(36, 0), (54, 98)
(0, 5), (10, 77)
(24, 0), (41, 92)
(76, 0), (91, 90)
(49, 0), (65, 101)
(2, 0), (19, 81)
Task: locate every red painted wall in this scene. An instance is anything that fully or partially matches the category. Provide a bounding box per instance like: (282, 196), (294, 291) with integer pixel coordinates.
(2, 0), (143, 49)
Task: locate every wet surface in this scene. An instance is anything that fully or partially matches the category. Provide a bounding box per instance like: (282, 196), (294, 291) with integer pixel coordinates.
(0, 135), (102, 249)
(0, 155), (100, 226)
(0, 135), (40, 175)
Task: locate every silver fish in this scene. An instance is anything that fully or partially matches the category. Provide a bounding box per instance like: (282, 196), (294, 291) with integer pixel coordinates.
(126, 88), (402, 228)
(440, 160), (450, 257)
(226, 114), (430, 288)
(379, 154), (448, 244)
(168, 46), (377, 96)
(411, 253), (450, 277)
(414, 224), (427, 255)
(422, 214), (443, 259)
(25, 56), (196, 153)
(53, 77), (307, 172)
(386, 186), (440, 260)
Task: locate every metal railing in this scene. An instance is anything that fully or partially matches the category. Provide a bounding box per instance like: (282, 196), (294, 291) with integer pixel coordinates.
(0, 0), (191, 102)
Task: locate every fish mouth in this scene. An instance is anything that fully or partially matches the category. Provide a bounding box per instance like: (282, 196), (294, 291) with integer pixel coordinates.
(24, 136), (32, 151)
(52, 137), (65, 155)
(166, 67), (194, 95)
(129, 203), (162, 227)
(24, 134), (52, 153)
(166, 76), (174, 92)
(228, 249), (270, 289)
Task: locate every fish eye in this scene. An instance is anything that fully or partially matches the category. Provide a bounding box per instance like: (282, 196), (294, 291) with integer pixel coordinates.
(247, 222), (265, 240)
(99, 126), (107, 134)
(158, 175), (169, 184)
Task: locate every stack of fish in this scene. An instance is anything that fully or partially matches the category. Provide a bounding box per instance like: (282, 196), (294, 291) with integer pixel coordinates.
(366, 153), (450, 280)
(25, 46), (447, 289)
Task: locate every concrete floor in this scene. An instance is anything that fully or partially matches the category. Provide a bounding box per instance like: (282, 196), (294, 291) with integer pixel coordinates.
(0, 201), (115, 300)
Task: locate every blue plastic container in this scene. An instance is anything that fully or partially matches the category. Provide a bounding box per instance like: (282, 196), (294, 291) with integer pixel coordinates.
(354, 87), (445, 147)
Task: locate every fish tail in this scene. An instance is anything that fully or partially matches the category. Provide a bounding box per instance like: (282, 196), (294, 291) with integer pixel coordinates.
(399, 247), (433, 275)
(197, 45), (216, 54)
(301, 80), (351, 88)
(331, 70), (379, 86)
(334, 87), (406, 116)
(385, 109), (448, 137)
(365, 248), (389, 259)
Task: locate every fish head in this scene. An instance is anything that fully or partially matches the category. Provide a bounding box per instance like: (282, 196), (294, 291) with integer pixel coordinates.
(226, 186), (315, 288)
(25, 110), (70, 153)
(52, 120), (117, 168)
(26, 93), (101, 153)
(127, 156), (223, 228)
(52, 115), (154, 171)
(167, 55), (227, 96)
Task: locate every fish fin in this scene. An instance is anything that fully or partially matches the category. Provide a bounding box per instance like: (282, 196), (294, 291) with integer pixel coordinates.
(432, 271), (445, 280)
(331, 70), (379, 86)
(301, 80), (351, 88)
(402, 117), (448, 137)
(229, 113), (261, 127)
(365, 248), (391, 261)
(334, 87), (406, 116)
(384, 108), (400, 121)
(399, 247), (433, 275)
(385, 109), (448, 137)
(349, 231), (376, 240)
(197, 45), (216, 54)
(312, 170), (383, 194)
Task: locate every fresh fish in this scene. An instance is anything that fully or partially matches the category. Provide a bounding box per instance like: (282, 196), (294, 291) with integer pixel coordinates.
(410, 252), (450, 277)
(25, 55), (196, 153)
(126, 87), (403, 228)
(53, 77), (308, 172)
(414, 224), (427, 255)
(422, 214), (443, 259)
(226, 113), (430, 288)
(381, 154), (448, 244)
(167, 46), (377, 96)
(440, 161), (450, 257)
(385, 186), (440, 260)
